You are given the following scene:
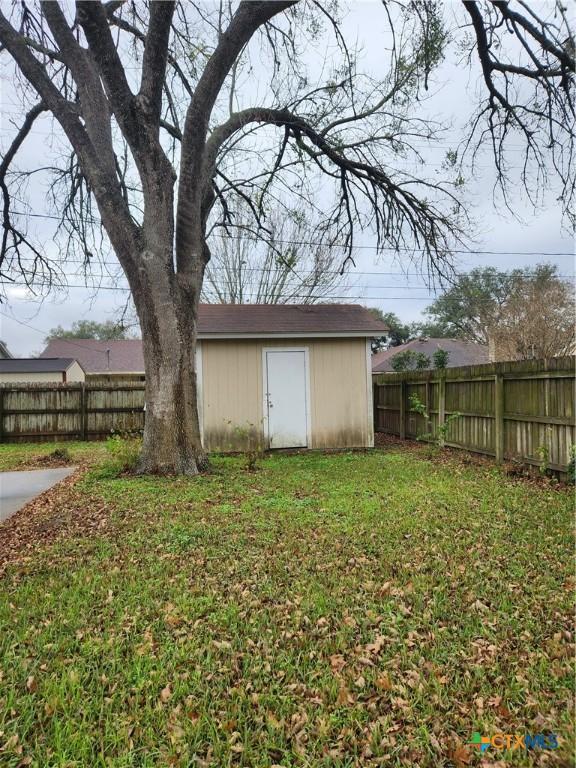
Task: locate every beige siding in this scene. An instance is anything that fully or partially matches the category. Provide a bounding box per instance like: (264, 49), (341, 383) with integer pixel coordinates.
(307, 338), (371, 449)
(200, 337), (372, 451)
(65, 361), (85, 382)
(0, 371), (64, 383)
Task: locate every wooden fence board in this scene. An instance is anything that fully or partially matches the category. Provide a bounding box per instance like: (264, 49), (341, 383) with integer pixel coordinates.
(0, 382), (145, 443)
(374, 356), (575, 473)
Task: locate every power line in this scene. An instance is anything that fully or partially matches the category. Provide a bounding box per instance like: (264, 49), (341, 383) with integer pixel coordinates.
(3, 272), (575, 291)
(0, 115), (544, 153)
(0, 282), (435, 298)
(6, 281), (567, 304)
(0, 310), (130, 355)
(5, 255), (575, 277)
(4, 209), (575, 257)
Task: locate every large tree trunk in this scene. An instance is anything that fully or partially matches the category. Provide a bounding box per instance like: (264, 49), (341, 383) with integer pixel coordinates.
(132, 238), (209, 476)
(139, 311), (207, 476)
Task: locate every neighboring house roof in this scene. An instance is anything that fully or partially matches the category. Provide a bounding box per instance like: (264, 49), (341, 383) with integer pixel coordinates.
(372, 338), (489, 373)
(41, 339), (144, 374)
(0, 340), (12, 358)
(41, 305), (388, 373)
(0, 357), (83, 373)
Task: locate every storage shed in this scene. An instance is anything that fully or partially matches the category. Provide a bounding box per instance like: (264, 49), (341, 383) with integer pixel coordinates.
(36, 304), (387, 451)
(0, 358), (85, 383)
(196, 304), (387, 451)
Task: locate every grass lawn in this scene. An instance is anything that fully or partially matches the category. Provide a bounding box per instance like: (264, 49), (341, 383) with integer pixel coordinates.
(0, 443), (573, 767)
(0, 441), (108, 471)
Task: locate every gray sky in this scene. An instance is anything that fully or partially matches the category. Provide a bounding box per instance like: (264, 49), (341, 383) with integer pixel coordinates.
(0, 0), (573, 356)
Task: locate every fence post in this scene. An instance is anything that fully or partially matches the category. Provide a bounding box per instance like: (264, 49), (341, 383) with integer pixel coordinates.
(494, 370), (504, 463)
(373, 381), (378, 433)
(399, 380), (406, 440)
(80, 383), (88, 441)
(0, 388), (4, 444)
(438, 375), (446, 446)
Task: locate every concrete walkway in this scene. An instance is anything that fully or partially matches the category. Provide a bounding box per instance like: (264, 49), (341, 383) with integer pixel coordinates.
(0, 467), (76, 523)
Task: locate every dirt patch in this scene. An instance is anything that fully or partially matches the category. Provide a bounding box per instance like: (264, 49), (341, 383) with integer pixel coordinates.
(374, 432), (572, 491)
(26, 448), (74, 468)
(0, 470), (113, 576)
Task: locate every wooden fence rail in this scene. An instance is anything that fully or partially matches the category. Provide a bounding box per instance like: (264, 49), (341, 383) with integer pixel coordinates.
(373, 356), (575, 473)
(0, 382), (145, 443)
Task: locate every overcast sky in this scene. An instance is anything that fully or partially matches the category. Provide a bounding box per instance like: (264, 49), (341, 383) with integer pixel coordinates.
(0, 0), (573, 356)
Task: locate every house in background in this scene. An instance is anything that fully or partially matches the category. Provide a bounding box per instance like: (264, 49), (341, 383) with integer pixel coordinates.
(372, 337), (489, 374)
(41, 304), (387, 451)
(0, 358), (85, 383)
(41, 339), (145, 382)
(0, 340), (12, 359)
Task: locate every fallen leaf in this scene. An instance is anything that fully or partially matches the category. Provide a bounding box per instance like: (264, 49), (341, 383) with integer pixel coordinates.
(376, 674), (393, 691)
(212, 640), (232, 650)
(336, 686), (354, 705)
(1, 734), (19, 752)
(451, 745), (472, 767)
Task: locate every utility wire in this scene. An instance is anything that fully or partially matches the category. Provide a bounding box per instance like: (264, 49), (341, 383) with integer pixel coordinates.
(5, 282), (570, 304)
(0, 310), (135, 356)
(6, 256), (575, 277)
(4, 209), (574, 257)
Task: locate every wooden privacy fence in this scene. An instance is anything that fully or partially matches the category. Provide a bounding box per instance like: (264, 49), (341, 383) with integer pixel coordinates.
(0, 382), (145, 443)
(373, 356), (575, 473)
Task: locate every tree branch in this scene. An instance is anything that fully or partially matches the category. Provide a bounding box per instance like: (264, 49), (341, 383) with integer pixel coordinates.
(140, 1), (176, 125)
(0, 103), (48, 279)
(41, 1), (116, 176)
(176, 0), (298, 269)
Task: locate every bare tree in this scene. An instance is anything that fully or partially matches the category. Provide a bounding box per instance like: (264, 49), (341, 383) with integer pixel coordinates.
(0, 1), (572, 474)
(462, 0), (575, 222)
(421, 263), (575, 351)
(489, 270), (575, 361)
(202, 206), (352, 304)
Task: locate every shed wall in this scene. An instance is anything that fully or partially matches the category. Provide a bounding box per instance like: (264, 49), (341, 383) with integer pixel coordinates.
(65, 361), (86, 382)
(0, 371), (64, 383)
(200, 337), (372, 451)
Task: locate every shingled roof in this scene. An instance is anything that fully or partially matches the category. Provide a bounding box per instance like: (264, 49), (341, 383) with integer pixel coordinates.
(41, 305), (388, 374)
(372, 338), (489, 373)
(196, 304), (387, 336)
(0, 358), (82, 373)
(41, 339), (144, 374)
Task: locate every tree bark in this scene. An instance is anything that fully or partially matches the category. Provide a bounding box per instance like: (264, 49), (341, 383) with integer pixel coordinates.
(139, 328), (207, 475)
(135, 273), (208, 476)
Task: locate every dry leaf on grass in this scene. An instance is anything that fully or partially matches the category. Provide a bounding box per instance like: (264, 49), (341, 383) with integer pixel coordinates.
(450, 744), (472, 767)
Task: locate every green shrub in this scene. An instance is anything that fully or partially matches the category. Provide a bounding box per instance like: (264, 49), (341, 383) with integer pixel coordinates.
(51, 447), (71, 461)
(391, 349), (431, 371)
(227, 421), (264, 471)
(432, 348), (450, 369)
(102, 434), (141, 475)
(35, 446), (72, 465)
(409, 392), (461, 448)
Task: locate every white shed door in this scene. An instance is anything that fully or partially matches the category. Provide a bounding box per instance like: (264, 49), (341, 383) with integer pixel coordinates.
(265, 350), (308, 449)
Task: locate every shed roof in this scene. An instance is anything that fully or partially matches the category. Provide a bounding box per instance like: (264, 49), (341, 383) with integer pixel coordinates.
(372, 338), (489, 373)
(41, 304), (388, 373)
(0, 357), (81, 373)
(196, 303), (388, 336)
